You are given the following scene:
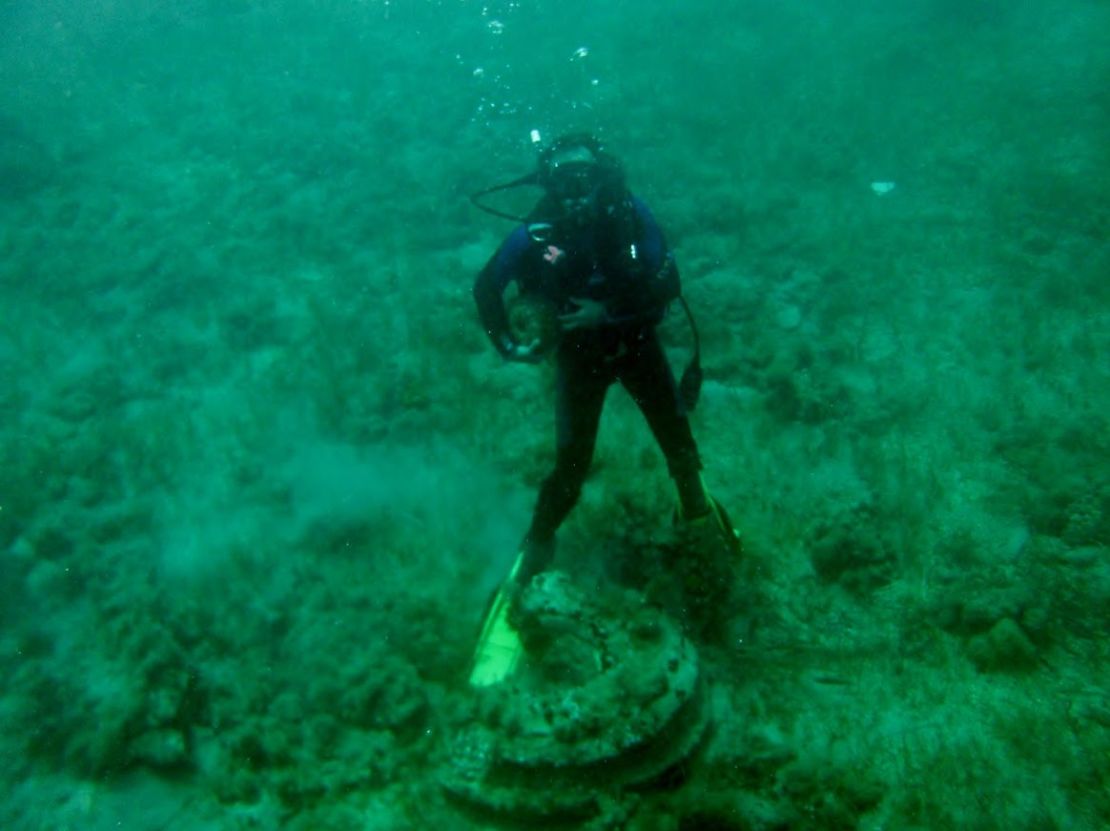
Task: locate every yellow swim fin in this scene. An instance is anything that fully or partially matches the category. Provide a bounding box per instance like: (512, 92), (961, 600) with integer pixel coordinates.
(681, 474), (742, 558)
(468, 551), (526, 687)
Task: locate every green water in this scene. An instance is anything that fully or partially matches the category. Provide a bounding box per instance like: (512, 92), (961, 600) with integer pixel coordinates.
(1, 1), (1108, 828)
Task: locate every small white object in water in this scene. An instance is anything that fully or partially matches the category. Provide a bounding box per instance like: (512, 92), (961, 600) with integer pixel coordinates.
(572, 46), (589, 60)
(870, 181), (896, 195)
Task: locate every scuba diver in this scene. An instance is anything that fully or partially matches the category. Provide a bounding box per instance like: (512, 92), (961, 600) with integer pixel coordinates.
(468, 134), (739, 684)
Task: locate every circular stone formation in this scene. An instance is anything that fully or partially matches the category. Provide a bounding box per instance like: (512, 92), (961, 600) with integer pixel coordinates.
(443, 572), (709, 826)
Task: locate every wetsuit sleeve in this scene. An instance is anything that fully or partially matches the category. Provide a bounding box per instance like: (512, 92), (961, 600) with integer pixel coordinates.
(473, 226), (531, 357)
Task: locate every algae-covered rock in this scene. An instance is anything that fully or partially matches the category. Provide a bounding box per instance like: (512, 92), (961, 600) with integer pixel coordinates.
(442, 572), (709, 826)
(930, 573), (1039, 639)
(130, 728), (189, 770)
(334, 654), (428, 736)
(512, 570), (601, 686)
(1061, 487), (1109, 547)
(957, 585), (1033, 634)
(702, 720), (796, 790)
(1058, 545), (1106, 569)
(967, 617), (1038, 673)
(808, 505), (893, 591)
(776, 755), (884, 829)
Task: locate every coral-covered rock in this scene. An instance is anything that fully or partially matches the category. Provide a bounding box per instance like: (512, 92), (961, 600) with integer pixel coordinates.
(130, 728), (189, 770)
(967, 617), (1038, 673)
(442, 573), (709, 825)
(808, 505), (893, 591)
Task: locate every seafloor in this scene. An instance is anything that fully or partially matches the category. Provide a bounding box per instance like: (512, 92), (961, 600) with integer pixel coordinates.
(1, 1), (1108, 829)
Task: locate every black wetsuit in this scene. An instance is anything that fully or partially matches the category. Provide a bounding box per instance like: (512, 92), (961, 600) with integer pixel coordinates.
(473, 195), (705, 566)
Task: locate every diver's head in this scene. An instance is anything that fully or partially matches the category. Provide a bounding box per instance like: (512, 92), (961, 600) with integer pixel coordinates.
(535, 134), (625, 228)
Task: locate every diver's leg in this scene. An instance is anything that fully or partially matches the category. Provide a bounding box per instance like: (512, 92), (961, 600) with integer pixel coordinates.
(518, 353), (609, 584)
(619, 332), (710, 518)
(621, 332), (739, 640)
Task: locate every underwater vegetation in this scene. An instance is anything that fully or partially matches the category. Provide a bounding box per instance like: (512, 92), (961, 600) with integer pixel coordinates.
(1, 0), (1108, 829)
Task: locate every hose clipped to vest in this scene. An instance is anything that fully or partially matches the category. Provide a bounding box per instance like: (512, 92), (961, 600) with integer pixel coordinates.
(677, 296), (703, 412)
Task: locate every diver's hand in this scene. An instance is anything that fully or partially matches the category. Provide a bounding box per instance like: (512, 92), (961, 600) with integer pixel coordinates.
(559, 297), (610, 331)
(506, 339), (544, 364)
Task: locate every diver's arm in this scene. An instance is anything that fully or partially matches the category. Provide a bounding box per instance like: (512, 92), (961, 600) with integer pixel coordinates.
(473, 263), (514, 356)
(473, 227), (539, 359)
(558, 296), (610, 331)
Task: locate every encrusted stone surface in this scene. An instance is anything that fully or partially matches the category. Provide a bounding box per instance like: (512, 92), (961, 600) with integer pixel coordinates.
(443, 572), (709, 825)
